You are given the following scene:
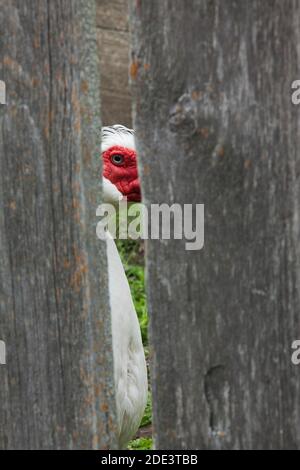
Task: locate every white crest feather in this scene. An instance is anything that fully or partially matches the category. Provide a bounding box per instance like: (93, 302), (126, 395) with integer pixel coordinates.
(101, 124), (135, 152)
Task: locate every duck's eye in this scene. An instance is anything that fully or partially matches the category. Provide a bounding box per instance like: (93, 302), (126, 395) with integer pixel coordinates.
(111, 154), (125, 166)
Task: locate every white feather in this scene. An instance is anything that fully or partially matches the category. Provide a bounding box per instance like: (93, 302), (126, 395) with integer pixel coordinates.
(106, 232), (148, 449)
(101, 124), (136, 153)
(103, 176), (123, 204)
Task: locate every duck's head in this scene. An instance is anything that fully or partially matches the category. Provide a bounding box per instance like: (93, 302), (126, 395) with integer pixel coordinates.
(102, 125), (141, 204)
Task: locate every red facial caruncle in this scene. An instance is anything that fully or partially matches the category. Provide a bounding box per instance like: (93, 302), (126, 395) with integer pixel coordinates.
(102, 145), (141, 202)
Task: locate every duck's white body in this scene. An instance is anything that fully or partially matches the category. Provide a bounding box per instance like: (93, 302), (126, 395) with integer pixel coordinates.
(106, 233), (147, 448)
(102, 125), (148, 449)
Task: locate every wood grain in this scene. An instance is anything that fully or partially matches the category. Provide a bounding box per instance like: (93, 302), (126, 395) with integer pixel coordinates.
(96, 0), (132, 127)
(0, 0), (117, 450)
(130, 0), (300, 450)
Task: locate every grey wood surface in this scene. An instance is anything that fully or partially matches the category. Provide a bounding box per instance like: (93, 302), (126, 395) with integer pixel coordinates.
(0, 0), (117, 449)
(130, 0), (300, 450)
(96, 0), (132, 127)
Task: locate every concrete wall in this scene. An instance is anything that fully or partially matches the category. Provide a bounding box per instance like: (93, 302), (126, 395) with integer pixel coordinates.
(96, 0), (132, 128)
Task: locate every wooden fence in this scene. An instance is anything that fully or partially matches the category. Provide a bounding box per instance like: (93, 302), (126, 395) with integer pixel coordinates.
(0, 0), (300, 450)
(0, 0), (117, 449)
(130, 0), (300, 450)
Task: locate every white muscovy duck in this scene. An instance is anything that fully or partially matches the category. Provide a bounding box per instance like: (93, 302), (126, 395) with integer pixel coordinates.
(101, 125), (148, 449)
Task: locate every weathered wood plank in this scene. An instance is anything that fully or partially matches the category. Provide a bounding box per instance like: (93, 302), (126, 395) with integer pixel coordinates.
(96, 0), (132, 126)
(97, 28), (130, 94)
(96, 0), (129, 31)
(100, 88), (132, 128)
(130, 0), (300, 450)
(0, 0), (117, 449)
